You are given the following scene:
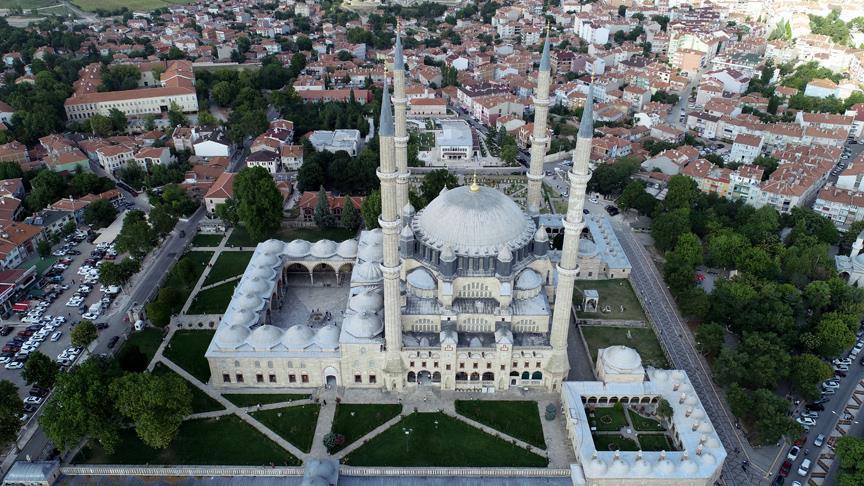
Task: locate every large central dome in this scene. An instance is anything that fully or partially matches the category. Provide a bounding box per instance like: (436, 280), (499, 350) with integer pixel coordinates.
(412, 185), (535, 256)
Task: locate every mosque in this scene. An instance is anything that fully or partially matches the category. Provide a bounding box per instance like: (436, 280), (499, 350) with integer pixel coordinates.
(205, 34), (610, 392)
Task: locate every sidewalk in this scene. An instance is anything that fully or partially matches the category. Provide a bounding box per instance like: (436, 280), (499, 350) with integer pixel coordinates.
(180, 228), (231, 315)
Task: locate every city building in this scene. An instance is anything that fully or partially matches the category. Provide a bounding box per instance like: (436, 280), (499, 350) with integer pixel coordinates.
(307, 130), (362, 157)
(433, 120), (473, 164)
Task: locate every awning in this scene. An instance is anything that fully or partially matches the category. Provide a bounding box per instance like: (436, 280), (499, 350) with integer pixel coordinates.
(12, 301), (30, 312)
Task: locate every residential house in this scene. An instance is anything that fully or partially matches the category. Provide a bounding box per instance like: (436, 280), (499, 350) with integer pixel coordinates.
(204, 172), (235, 213)
(729, 134), (763, 165)
(815, 184), (864, 230)
(297, 191), (364, 225)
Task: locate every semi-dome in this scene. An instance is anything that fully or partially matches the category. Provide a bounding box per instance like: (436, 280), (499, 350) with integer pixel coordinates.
(315, 324), (341, 348)
(515, 269), (542, 290)
(348, 289), (384, 313)
(337, 239), (358, 258)
(604, 345), (642, 371)
(413, 185), (535, 256)
(353, 261), (383, 282)
(282, 324), (315, 348)
(215, 325), (250, 348)
(285, 239), (311, 257)
(310, 240), (337, 258)
(680, 457), (699, 474)
(343, 311), (383, 338)
(407, 268), (436, 290)
(247, 325), (283, 350)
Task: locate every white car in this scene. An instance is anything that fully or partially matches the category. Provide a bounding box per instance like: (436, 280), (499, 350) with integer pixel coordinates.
(798, 458), (811, 476)
(65, 298), (83, 307)
(833, 363), (849, 372)
(787, 445), (801, 461)
(49, 332), (62, 342)
(796, 416), (816, 427)
(23, 396), (43, 405)
(56, 357), (72, 366)
(82, 312), (99, 321)
(800, 411), (819, 419)
(833, 358), (852, 366)
(0, 357), (10, 364)
(823, 380), (841, 389)
(52, 316), (66, 325)
(4, 361), (23, 370)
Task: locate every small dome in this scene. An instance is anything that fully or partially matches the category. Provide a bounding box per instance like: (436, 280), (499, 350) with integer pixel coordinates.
(632, 457), (652, 474)
(348, 290), (384, 313)
(284, 239), (311, 257)
(407, 268), (436, 290)
(216, 325), (250, 348)
(363, 229), (383, 245)
(402, 202), (416, 217)
(534, 226), (549, 242)
(497, 245), (512, 262)
(655, 458), (676, 474)
(247, 325), (283, 350)
(254, 252), (281, 268)
(353, 261), (383, 282)
(515, 269), (542, 290)
(585, 457), (607, 475)
(680, 458), (699, 474)
(579, 239), (598, 257)
(337, 239), (358, 258)
(282, 324), (315, 348)
(310, 240), (337, 258)
(652, 369), (669, 382)
(608, 458), (630, 475)
(234, 292), (265, 312)
(223, 308), (258, 327)
(315, 324), (340, 348)
(440, 244), (456, 262)
(240, 277), (270, 296)
(705, 437), (721, 449)
(701, 453), (717, 465)
(358, 243), (382, 262)
(604, 345), (642, 371)
(260, 239), (284, 254)
(343, 311), (383, 338)
(249, 265), (276, 280)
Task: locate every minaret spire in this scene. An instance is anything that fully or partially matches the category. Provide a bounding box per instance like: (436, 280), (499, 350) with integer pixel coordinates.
(526, 30), (553, 217)
(377, 80), (404, 390)
(546, 76), (594, 390)
(392, 22), (409, 218)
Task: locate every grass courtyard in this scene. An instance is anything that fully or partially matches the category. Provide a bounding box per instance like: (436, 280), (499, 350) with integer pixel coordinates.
(226, 225), (355, 247)
(187, 281), (235, 315)
(224, 394), (309, 407)
(162, 251), (213, 320)
(589, 403), (629, 432)
(73, 415), (297, 465)
(152, 363), (223, 414)
(455, 400), (546, 449)
(330, 403), (403, 452)
(342, 412), (547, 467)
(592, 434), (640, 452)
(574, 279), (646, 321)
(162, 330), (215, 384)
(120, 327), (164, 366)
(191, 233), (224, 247)
(251, 404), (320, 453)
(202, 251), (253, 285)
(580, 325), (670, 369)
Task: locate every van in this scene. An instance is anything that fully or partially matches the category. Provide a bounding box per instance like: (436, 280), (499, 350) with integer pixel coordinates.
(88, 303), (101, 315)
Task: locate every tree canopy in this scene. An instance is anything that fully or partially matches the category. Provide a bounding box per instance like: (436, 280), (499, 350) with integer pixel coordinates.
(234, 166), (283, 241)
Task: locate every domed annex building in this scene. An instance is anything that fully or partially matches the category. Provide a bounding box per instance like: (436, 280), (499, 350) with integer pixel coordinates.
(205, 34), (602, 393)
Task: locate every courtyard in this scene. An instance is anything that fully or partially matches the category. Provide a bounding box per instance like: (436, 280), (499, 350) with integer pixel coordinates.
(574, 279), (646, 321)
(580, 325), (669, 369)
(586, 403), (676, 453)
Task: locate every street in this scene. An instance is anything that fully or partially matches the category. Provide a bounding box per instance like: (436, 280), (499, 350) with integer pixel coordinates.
(0, 208), (204, 474)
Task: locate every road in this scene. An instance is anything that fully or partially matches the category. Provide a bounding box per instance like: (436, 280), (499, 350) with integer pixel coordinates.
(1, 208), (204, 472)
(610, 218), (763, 485)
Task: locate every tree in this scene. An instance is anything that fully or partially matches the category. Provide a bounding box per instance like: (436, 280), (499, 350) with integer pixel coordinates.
(836, 436), (864, 486)
(116, 210), (155, 259)
(714, 332), (790, 389)
(695, 322), (724, 358)
(0, 161), (22, 180)
(37, 239), (50, 258)
(174, 256), (199, 288)
(500, 142), (518, 165)
(587, 156), (640, 195)
(663, 175), (699, 211)
(707, 230), (749, 268)
(618, 5), (627, 16)
(341, 197), (360, 232)
(419, 169), (458, 207)
(83, 200), (117, 228)
(98, 261), (126, 287)
(656, 398), (672, 423)
(117, 344), (148, 372)
(40, 358), (122, 453)
(651, 208), (691, 252)
(167, 101), (187, 127)
(70, 320), (98, 348)
(148, 204), (178, 237)
(215, 199), (239, 226)
(791, 353), (833, 401)
(360, 190), (381, 229)
(314, 186), (335, 229)
(27, 169), (67, 211)
(727, 384), (798, 445)
(815, 312), (857, 358)
(108, 108), (127, 134)
(234, 166), (283, 241)
(110, 372), (192, 449)
(0, 380), (22, 451)
(22, 352), (58, 388)
(89, 113), (113, 137)
(323, 431), (346, 453)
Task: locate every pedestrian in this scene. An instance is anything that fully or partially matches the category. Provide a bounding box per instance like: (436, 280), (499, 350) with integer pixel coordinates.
(323, 400), (327, 406)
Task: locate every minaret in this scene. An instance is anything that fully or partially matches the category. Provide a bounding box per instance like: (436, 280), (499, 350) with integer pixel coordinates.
(392, 25), (410, 216)
(526, 29), (553, 217)
(377, 81), (404, 390)
(546, 78), (594, 390)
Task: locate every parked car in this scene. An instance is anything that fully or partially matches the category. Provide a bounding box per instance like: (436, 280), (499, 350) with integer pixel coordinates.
(798, 458), (811, 476)
(107, 336), (120, 349)
(800, 411), (819, 419)
(23, 396), (43, 405)
(796, 417), (816, 427)
(814, 434), (825, 447)
(833, 358), (852, 366)
(49, 332), (62, 342)
(0, 326), (11, 336)
(780, 459), (792, 477)
(823, 379), (840, 389)
(806, 403), (825, 412)
(4, 361), (23, 370)
(786, 446), (800, 461)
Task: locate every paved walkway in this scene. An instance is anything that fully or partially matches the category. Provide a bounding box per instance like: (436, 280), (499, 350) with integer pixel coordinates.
(180, 234), (229, 315)
(309, 400), (336, 457)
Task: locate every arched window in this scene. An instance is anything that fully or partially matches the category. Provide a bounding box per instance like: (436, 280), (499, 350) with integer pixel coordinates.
(470, 372), (480, 381)
(455, 372), (468, 381)
(432, 371), (441, 383)
(521, 371), (530, 380)
(482, 372), (494, 381)
(407, 371), (416, 383)
(531, 371), (543, 380)
(509, 371), (519, 377)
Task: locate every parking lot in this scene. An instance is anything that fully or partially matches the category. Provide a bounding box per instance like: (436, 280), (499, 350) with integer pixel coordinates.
(0, 228), (127, 407)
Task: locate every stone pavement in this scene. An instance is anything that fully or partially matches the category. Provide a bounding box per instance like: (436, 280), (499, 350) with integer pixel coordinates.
(180, 232), (230, 315)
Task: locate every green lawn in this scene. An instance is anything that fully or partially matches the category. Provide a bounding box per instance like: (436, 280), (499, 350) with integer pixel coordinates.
(164, 251), (213, 317)
(628, 410), (665, 432)
(72, 415), (297, 465)
(71, 0), (195, 12)
(592, 433), (640, 452)
(226, 225), (355, 247)
(575, 279), (647, 321)
(638, 433), (675, 451)
(455, 400), (546, 449)
(590, 404), (628, 432)
(203, 251), (253, 285)
(330, 403), (402, 452)
(224, 394), (309, 407)
(162, 330), (215, 384)
(191, 233), (224, 247)
(251, 405), (320, 453)
(0, 0), (59, 8)
(580, 325), (670, 369)
(120, 327), (164, 366)
(342, 412), (547, 467)
(187, 281), (235, 315)
(152, 363), (223, 413)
